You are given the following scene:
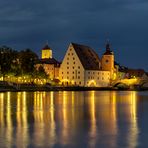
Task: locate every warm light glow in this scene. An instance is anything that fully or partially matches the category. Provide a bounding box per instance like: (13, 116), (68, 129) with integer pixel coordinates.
(88, 80), (97, 86)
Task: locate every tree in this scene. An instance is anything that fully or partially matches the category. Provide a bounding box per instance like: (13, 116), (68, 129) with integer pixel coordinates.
(18, 49), (39, 74)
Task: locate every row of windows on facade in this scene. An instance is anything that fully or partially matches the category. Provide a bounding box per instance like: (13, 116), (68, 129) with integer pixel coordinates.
(66, 66), (81, 69)
(67, 57), (75, 60)
(62, 71), (81, 74)
(62, 81), (82, 85)
(61, 76), (109, 80)
(88, 77), (110, 80)
(87, 71), (110, 75)
(62, 76), (81, 79)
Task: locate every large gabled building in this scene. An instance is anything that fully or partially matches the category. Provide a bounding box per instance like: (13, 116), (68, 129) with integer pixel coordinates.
(59, 43), (113, 87)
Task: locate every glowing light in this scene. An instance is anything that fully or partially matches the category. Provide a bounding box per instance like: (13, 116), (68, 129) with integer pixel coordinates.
(88, 80), (97, 86)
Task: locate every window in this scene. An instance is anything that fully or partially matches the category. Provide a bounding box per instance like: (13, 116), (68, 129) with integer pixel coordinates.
(72, 53), (74, 55)
(68, 53), (70, 55)
(106, 59), (109, 63)
(79, 82), (81, 85)
(73, 62), (75, 64)
(102, 77), (104, 80)
(88, 72), (90, 74)
(78, 76), (80, 79)
(93, 72), (95, 74)
(78, 66), (80, 69)
(73, 57), (75, 60)
(67, 76), (69, 79)
(67, 67), (69, 69)
(98, 72), (99, 75)
(67, 58), (69, 60)
(73, 66), (74, 69)
(98, 77), (99, 80)
(67, 62), (69, 65)
(78, 71), (80, 74)
(72, 76), (74, 79)
(62, 72), (63, 74)
(73, 71), (74, 74)
(67, 72), (69, 74)
(102, 73), (104, 75)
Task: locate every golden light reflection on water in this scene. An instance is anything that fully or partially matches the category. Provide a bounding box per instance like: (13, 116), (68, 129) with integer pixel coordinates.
(0, 91), (139, 148)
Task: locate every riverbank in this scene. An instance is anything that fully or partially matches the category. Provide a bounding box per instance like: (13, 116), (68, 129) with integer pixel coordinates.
(0, 83), (148, 92)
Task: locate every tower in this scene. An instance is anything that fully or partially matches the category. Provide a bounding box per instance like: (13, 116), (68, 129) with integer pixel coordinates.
(101, 43), (114, 76)
(41, 43), (52, 59)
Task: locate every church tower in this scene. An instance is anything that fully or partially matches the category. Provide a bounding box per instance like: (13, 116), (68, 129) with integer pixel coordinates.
(101, 43), (114, 76)
(41, 43), (52, 59)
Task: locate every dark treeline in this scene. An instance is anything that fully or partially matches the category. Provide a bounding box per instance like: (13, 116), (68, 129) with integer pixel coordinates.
(0, 46), (47, 78)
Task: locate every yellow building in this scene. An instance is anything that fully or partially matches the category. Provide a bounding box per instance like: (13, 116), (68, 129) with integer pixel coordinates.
(101, 43), (115, 77)
(36, 44), (60, 80)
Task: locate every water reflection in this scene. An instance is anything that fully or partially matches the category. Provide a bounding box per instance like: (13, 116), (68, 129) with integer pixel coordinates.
(0, 91), (139, 148)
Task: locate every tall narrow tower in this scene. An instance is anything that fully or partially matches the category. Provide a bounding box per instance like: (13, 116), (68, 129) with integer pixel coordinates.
(41, 43), (52, 59)
(101, 43), (114, 76)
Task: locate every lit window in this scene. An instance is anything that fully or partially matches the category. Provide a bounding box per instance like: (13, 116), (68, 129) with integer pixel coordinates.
(106, 59), (109, 63)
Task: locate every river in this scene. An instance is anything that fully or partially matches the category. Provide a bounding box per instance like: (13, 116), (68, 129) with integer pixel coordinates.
(0, 91), (148, 148)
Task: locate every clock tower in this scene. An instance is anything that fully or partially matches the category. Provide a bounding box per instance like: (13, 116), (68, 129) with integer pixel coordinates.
(101, 43), (114, 76)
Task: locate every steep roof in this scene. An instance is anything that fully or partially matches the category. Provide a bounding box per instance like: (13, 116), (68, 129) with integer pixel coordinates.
(71, 43), (100, 70)
(36, 58), (61, 67)
(103, 43), (114, 55)
(127, 69), (146, 77)
(42, 44), (51, 50)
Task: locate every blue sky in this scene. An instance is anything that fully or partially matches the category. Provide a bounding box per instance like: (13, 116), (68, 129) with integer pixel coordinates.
(0, 0), (148, 70)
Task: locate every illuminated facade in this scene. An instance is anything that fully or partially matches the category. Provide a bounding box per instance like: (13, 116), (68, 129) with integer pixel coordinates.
(101, 43), (115, 77)
(59, 43), (112, 87)
(36, 44), (60, 79)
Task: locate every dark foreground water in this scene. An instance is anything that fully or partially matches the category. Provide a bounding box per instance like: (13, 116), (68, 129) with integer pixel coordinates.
(0, 91), (148, 148)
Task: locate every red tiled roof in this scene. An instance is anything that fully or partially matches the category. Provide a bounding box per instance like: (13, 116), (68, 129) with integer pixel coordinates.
(37, 58), (61, 67)
(71, 43), (100, 70)
(127, 69), (145, 77)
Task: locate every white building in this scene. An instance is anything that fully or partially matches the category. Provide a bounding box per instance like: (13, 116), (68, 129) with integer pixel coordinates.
(59, 43), (113, 87)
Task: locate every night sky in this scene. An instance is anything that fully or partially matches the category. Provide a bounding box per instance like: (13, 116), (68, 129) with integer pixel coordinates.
(1, 0), (148, 70)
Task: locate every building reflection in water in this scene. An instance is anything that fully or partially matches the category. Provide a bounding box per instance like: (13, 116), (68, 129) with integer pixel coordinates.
(0, 91), (139, 148)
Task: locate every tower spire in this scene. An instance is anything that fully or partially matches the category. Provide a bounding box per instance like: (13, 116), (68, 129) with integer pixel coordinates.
(105, 32), (111, 52)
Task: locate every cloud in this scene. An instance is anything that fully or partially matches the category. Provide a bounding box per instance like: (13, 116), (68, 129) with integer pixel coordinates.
(0, 0), (148, 69)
